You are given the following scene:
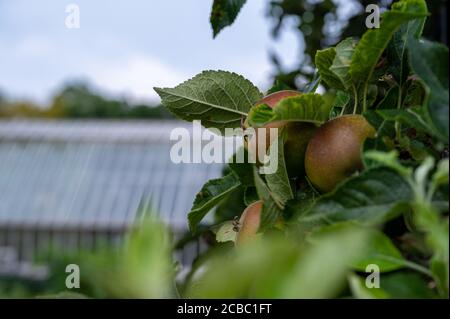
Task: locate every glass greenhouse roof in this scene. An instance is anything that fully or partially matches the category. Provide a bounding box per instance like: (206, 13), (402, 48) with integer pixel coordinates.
(0, 120), (226, 231)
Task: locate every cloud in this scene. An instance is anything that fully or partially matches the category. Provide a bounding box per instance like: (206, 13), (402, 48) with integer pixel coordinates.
(90, 54), (189, 103)
(15, 36), (54, 56)
(0, 0), (303, 104)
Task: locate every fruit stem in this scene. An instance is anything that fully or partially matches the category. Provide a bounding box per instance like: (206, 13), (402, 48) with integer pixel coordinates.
(352, 86), (358, 115)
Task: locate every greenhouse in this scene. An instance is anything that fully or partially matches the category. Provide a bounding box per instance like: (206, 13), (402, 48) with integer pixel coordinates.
(0, 119), (224, 277)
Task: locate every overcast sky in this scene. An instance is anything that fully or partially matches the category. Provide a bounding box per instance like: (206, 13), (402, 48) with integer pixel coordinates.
(0, 0), (302, 104)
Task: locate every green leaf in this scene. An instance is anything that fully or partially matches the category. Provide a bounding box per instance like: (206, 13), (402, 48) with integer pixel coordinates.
(364, 150), (412, 177)
(380, 272), (437, 298)
(299, 167), (413, 228)
(187, 224), (370, 298)
(332, 90), (351, 115)
(348, 273), (389, 299)
(387, 9), (427, 85)
(243, 186), (258, 206)
(411, 200), (449, 296)
(264, 134), (293, 204)
(362, 112), (396, 156)
(330, 37), (357, 90)
(253, 167), (283, 231)
(376, 108), (434, 135)
(363, 110), (395, 139)
(310, 224), (406, 272)
(375, 86), (400, 110)
(431, 256), (449, 297)
(188, 172), (241, 232)
(186, 235), (301, 298)
(349, 271), (436, 299)
(432, 158), (449, 189)
(214, 185), (246, 222)
(210, 0), (247, 38)
(122, 219), (174, 298)
(304, 71), (321, 93)
(247, 104), (274, 127)
(279, 224), (369, 298)
(350, 230), (406, 272)
(408, 38), (449, 141)
(284, 180), (317, 221)
(398, 136), (433, 161)
(315, 47), (345, 90)
(349, 0), (428, 110)
(247, 93), (330, 127)
(228, 147), (254, 187)
(61, 219), (175, 298)
(154, 70), (262, 133)
(402, 79), (426, 108)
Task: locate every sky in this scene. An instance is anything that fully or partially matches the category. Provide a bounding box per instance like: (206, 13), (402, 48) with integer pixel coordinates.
(0, 0), (302, 104)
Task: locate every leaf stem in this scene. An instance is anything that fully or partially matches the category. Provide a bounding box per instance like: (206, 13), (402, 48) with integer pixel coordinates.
(395, 85), (403, 140)
(379, 255), (433, 278)
(402, 259), (434, 277)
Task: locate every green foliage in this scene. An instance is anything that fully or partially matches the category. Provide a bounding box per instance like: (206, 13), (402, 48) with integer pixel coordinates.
(1, 219), (176, 299)
(375, 108), (433, 134)
(349, 0), (428, 109)
(309, 223), (407, 272)
(154, 70), (262, 133)
(152, 0), (449, 299)
(264, 135), (293, 206)
(348, 271), (436, 299)
(0, 84), (172, 119)
(386, 14), (426, 86)
(347, 273), (389, 299)
(188, 172), (241, 232)
(315, 47), (345, 91)
(206, 0), (447, 92)
(70, 220), (174, 299)
(299, 167), (413, 228)
(210, 0), (247, 37)
(228, 148), (255, 187)
(248, 93), (330, 127)
(330, 37), (357, 91)
(253, 166), (284, 231)
(186, 224), (368, 298)
(408, 38), (449, 142)
(349, 230), (406, 272)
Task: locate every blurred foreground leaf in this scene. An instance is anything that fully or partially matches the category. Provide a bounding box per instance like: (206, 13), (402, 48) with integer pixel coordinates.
(310, 224), (406, 272)
(186, 224), (368, 298)
(46, 219), (175, 298)
(349, 272), (436, 299)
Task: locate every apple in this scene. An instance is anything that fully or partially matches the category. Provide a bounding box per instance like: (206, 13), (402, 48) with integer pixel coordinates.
(304, 114), (376, 192)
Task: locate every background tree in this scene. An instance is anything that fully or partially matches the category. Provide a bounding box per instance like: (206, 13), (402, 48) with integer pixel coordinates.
(266, 0), (448, 89)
